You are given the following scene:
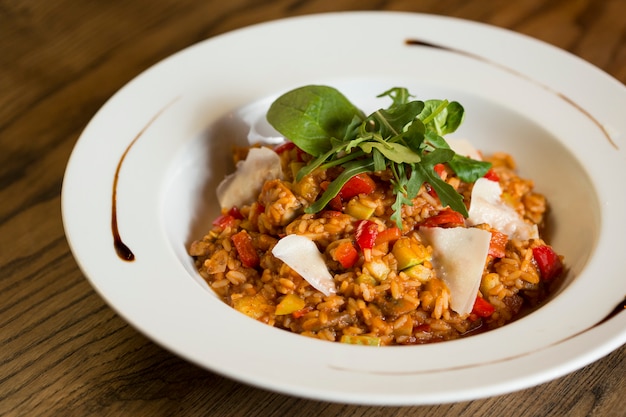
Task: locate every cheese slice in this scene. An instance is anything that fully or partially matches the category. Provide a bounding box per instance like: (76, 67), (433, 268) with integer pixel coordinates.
(467, 178), (538, 240)
(447, 137), (482, 161)
(272, 234), (336, 297)
(216, 147), (283, 209)
(419, 227), (491, 315)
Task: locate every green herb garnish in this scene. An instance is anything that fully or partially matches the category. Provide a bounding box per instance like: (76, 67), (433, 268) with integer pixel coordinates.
(266, 85), (491, 228)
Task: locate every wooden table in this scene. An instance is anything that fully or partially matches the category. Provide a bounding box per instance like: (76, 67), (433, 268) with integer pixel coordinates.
(2, 1), (625, 415)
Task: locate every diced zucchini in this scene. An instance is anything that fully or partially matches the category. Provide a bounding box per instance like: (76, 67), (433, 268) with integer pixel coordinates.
(392, 237), (430, 270)
(356, 274), (377, 286)
(363, 259), (390, 281)
(403, 264), (432, 283)
(340, 334), (382, 346)
(344, 199), (375, 220)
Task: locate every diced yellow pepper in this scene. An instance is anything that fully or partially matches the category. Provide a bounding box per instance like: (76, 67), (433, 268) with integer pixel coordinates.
(392, 237), (430, 270)
(356, 274), (377, 286)
(363, 259), (390, 281)
(275, 293), (306, 315)
(344, 198), (375, 220)
(232, 294), (269, 319)
(340, 334), (382, 346)
(403, 264), (432, 282)
(290, 161), (305, 180)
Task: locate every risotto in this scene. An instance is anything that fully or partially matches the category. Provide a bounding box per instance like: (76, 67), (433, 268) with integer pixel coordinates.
(189, 86), (564, 346)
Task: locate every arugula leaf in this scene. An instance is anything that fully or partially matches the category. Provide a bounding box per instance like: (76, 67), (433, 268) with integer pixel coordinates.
(359, 141), (421, 164)
(368, 101), (424, 139)
(404, 148), (468, 217)
(267, 85), (365, 156)
(418, 100), (465, 135)
(377, 87), (412, 107)
(449, 154), (492, 182)
(305, 160), (375, 213)
(422, 131), (491, 183)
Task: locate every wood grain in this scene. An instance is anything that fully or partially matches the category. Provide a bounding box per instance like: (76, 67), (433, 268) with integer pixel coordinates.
(1, 0), (624, 416)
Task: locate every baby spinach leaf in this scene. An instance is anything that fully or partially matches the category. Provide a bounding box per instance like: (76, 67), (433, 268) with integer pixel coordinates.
(267, 85), (364, 156)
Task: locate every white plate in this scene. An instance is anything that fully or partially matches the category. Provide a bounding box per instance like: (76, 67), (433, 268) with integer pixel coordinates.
(62, 12), (626, 405)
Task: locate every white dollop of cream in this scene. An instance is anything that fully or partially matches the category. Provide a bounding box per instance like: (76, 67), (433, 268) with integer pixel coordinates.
(467, 178), (538, 240)
(271, 234), (336, 296)
(419, 227), (492, 315)
(216, 147), (283, 209)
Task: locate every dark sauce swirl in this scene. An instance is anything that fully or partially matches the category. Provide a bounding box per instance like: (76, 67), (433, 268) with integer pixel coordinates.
(111, 99), (178, 262)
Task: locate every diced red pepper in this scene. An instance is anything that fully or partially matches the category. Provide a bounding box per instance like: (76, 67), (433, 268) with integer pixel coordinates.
(227, 206), (245, 220)
(355, 220), (378, 250)
(425, 183), (438, 199)
(433, 163), (446, 178)
(273, 141), (296, 154)
(374, 227), (402, 246)
(231, 230), (260, 268)
(212, 213), (236, 229)
(212, 207), (244, 229)
(339, 173), (376, 200)
(488, 230), (508, 258)
(483, 168), (500, 182)
(292, 306), (313, 319)
(419, 208), (465, 228)
(532, 245), (563, 280)
(414, 324), (431, 333)
(333, 241), (359, 268)
(320, 180), (343, 211)
(328, 194), (343, 211)
(274, 141), (306, 161)
(472, 295), (495, 317)
(320, 210), (343, 218)
(426, 164), (447, 199)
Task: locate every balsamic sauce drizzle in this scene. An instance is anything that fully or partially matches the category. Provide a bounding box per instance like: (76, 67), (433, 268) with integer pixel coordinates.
(405, 39), (619, 150)
(598, 295), (626, 325)
(111, 99), (178, 262)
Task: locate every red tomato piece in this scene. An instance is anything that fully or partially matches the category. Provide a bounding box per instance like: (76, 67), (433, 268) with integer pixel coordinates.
(355, 220), (378, 250)
(292, 306), (313, 319)
(532, 245), (563, 280)
(433, 163), (446, 178)
(339, 174), (376, 200)
(212, 213), (236, 229)
(328, 194), (343, 211)
(273, 141), (296, 154)
(374, 227), (402, 246)
(227, 206), (245, 220)
(333, 241), (359, 268)
(419, 208), (465, 228)
(320, 180), (343, 211)
(231, 230), (260, 268)
(483, 168), (500, 182)
(488, 230), (508, 258)
(472, 295), (495, 318)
